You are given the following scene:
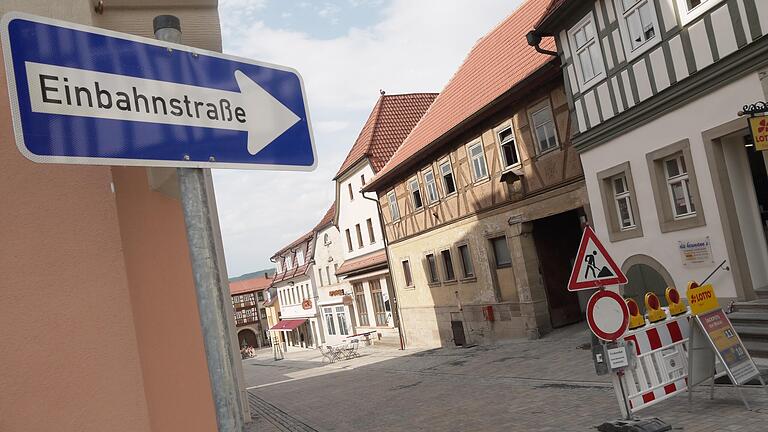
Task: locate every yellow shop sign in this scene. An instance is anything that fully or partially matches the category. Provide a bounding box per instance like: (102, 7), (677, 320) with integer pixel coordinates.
(686, 283), (720, 315)
(749, 116), (768, 151)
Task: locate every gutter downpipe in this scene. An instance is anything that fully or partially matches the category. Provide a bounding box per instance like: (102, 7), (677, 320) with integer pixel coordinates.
(526, 30), (559, 57)
(362, 190), (406, 350)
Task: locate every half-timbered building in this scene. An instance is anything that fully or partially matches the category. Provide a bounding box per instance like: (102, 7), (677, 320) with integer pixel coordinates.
(533, 1), (768, 301)
(364, 0), (589, 347)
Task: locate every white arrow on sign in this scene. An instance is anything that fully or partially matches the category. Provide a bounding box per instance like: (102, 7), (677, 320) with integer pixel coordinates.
(25, 61), (300, 155)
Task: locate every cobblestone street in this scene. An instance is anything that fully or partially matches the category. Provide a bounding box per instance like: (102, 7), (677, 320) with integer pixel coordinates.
(243, 325), (768, 432)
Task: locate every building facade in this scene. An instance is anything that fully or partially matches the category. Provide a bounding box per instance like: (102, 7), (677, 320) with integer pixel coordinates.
(313, 204), (357, 345)
(365, 0), (590, 348)
(270, 231), (322, 350)
(333, 92), (437, 346)
(533, 0), (768, 306)
(0, 1), (243, 430)
(229, 273), (272, 349)
(262, 286), (282, 346)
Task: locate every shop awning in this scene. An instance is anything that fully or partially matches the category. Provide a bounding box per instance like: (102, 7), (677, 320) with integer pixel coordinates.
(268, 319), (306, 332)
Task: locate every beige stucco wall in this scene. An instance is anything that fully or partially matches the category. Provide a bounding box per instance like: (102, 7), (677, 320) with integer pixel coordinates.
(0, 1), (221, 431)
(389, 184), (587, 347)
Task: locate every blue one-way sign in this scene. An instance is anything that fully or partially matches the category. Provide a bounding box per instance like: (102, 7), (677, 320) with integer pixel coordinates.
(1, 13), (316, 170)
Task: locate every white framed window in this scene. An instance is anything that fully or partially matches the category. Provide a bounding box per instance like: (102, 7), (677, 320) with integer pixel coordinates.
(323, 233), (330, 245)
(366, 218), (375, 243)
(347, 183), (354, 201)
(496, 125), (520, 169)
(615, 0), (660, 60)
(318, 269), (324, 287)
(345, 229), (353, 252)
(467, 141), (488, 181)
(387, 190), (400, 221)
(612, 175), (636, 230)
(324, 307), (336, 335)
(568, 13), (605, 90)
(355, 223), (363, 248)
(439, 160), (457, 195)
(275, 260), (283, 274)
(296, 250), (305, 266)
(530, 102), (559, 154)
(676, 0), (724, 26)
(335, 306), (349, 335)
(285, 255), (293, 270)
(423, 168), (439, 203)
(408, 177), (424, 210)
(664, 154), (696, 219)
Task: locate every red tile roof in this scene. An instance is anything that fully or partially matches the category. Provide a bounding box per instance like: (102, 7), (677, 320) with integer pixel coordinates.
(314, 202), (336, 231)
(229, 274), (272, 295)
(534, 0), (570, 33)
(336, 250), (388, 276)
(366, 0), (555, 189)
(334, 93), (438, 180)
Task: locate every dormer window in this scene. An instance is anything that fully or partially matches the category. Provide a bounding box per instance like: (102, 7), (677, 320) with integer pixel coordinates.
(296, 250), (305, 266)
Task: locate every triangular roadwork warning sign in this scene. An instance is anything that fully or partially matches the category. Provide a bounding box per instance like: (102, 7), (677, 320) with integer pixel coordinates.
(568, 226), (628, 291)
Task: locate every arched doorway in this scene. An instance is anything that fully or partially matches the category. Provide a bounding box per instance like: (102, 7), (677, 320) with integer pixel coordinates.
(621, 255), (675, 309)
(238, 329), (258, 349)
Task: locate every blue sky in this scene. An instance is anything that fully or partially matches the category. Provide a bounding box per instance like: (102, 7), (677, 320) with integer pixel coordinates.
(213, 0), (524, 277)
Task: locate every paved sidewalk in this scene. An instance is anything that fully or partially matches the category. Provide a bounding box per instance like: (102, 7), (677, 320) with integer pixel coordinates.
(243, 324), (768, 431)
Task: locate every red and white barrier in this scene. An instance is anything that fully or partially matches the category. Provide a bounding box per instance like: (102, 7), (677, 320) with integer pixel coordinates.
(612, 313), (691, 414)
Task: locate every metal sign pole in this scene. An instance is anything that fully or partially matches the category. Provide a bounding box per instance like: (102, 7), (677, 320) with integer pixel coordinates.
(154, 15), (244, 432)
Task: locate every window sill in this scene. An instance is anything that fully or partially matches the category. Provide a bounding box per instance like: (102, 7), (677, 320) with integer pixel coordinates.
(501, 163), (523, 174)
(460, 276), (477, 283)
(403, 285), (416, 290)
(428, 282), (442, 288)
(535, 146), (560, 158)
(577, 72), (606, 94)
(472, 177), (491, 186)
(443, 280), (458, 286)
(442, 192), (458, 200)
(495, 263), (512, 269)
(623, 37), (661, 63)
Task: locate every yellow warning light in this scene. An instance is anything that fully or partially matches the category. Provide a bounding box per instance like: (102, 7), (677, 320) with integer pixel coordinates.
(645, 292), (666, 323)
(665, 287), (687, 316)
(626, 298), (645, 330)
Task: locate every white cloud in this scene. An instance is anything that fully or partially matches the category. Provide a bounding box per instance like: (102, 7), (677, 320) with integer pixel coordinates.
(215, 0), (524, 276)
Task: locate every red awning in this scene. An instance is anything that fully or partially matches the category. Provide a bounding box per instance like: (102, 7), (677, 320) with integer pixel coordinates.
(269, 319), (307, 332)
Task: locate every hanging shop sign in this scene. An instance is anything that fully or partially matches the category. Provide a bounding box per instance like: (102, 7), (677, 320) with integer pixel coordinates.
(748, 116), (768, 151)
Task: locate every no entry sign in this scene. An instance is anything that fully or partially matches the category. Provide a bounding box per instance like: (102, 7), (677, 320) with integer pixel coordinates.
(586, 290), (629, 342)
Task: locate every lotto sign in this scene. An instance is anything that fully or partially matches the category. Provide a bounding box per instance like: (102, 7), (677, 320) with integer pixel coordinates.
(749, 116), (768, 151)
(686, 284), (719, 315)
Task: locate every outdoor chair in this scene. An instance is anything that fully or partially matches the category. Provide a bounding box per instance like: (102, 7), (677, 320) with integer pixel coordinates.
(344, 339), (360, 359)
(319, 345), (337, 364)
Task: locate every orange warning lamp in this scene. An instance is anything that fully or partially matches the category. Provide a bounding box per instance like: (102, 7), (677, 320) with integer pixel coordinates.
(626, 298), (645, 330)
(665, 287), (687, 316)
(645, 292), (667, 323)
